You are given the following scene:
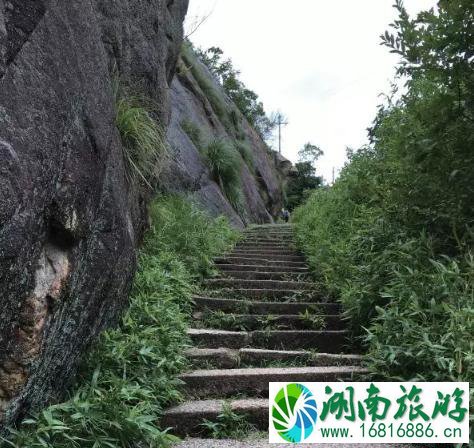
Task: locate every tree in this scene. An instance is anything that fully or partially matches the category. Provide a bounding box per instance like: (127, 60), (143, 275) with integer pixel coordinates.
(195, 46), (277, 139)
(286, 143), (324, 210)
(298, 143), (324, 164)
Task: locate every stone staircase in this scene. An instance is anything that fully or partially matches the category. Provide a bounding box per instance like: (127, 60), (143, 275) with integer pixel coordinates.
(164, 224), (367, 445)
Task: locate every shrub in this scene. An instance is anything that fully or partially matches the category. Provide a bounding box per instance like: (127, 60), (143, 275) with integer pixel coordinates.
(115, 92), (166, 188)
(203, 139), (243, 211)
(292, 1), (474, 425)
(2, 196), (238, 448)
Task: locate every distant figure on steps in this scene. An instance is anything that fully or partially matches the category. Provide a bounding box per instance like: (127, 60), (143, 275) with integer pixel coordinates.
(281, 208), (290, 223)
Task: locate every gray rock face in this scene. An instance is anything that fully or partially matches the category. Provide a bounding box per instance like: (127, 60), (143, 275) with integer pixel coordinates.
(0, 0), (188, 427)
(163, 52), (286, 228)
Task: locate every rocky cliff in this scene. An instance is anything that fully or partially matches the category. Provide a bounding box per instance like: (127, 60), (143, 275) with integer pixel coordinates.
(0, 0), (188, 427)
(0, 0), (288, 430)
(163, 45), (287, 228)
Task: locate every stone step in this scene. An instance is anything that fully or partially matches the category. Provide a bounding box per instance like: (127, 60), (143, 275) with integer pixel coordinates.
(237, 241), (295, 247)
(205, 278), (316, 290)
(226, 252), (305, 262)
(216, 257), (307, 268)
(162, 399), (268, 437)
(210, 288), (320, 301)
(229, 246), (298, 258)
(187, 328), (348, 351)
(240, 239), (295, 245)
(218, 264), (309, 273)
(185, 347), (363, 369)
(181, 366), (366, 398)
(219, 270), (310, 281)
(175, 439), (399, 447)
(192, 313), (344, 331)
(192, 296), (341, 315)
(230, 250), (301, 258)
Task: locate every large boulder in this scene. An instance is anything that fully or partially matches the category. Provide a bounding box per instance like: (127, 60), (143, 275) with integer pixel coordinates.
(0, 0), (188, 427)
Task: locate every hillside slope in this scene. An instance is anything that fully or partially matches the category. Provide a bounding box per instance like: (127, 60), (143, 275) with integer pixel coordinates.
(162, 45), (288, 227)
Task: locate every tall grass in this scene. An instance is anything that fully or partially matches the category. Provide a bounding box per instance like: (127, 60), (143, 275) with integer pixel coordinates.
(236, 142), (255, 173)
(181, 119), (204, 151)
(203, 139), (243, 211)
(115, 92), (166, 188)
(1, 196), (239, 448)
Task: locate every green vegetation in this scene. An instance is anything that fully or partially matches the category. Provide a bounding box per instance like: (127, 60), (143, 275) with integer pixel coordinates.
(2, 196), (238, 448)
(294, 0), (473, 397)
(200, 404), (256, 439)
(181, 119), (204, 151)
(203, 139), (243, 211)
(115, 91), (166, 187)
(181, 43), (229, 125)
(235, 142), (255, 173)
(196, 46), (276, 140)
(286, 143), (324, 210)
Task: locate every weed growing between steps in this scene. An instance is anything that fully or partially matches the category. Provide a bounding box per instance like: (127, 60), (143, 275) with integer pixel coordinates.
(2, 196), (238, 448)
(293, 2), (473, 434)
(200, 404), (256, 439)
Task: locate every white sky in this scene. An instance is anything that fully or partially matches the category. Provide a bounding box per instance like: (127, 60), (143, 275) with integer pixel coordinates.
(185, 0), (437, 182)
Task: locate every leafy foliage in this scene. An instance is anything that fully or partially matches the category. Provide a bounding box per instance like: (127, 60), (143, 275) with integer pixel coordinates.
(293, 0), (474, 396)
(286, 143), (324, 210)
(196, 46), (277, 139)
(2, 196), (238, 448)
(203, 139), (244, 211)
(115, 91), (166, 188)
(200, 404), (256, 439)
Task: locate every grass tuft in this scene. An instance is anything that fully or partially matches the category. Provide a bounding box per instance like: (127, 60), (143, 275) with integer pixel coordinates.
(203, 139), (243, 211)
(115, 91), (167, 188)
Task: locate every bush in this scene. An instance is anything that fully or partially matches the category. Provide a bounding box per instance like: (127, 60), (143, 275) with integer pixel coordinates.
(115, 92), (166, 188)
(2, 196), (238, 448)
(203, 139), (243, 211)
(293, 0), (474, 411)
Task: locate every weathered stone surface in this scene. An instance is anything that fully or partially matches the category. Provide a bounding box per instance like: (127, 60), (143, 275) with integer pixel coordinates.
(0, 0), (188, 427)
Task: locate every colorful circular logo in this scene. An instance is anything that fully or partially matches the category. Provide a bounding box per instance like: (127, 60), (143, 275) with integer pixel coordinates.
(272, 383), (318, 443)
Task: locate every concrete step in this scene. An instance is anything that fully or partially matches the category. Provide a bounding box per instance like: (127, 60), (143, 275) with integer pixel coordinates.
(175, 439), (402, 448)
(237, 242), (295, 248)
(162, 399), (268, 437)
(192, 296), (341, 315)
(231, 248), (300, 256)
(181, 366), (367, 398)
(225, 252), (305, 262)
(210, 288), (320, 301)
(216, 257), (307, 268)
(217, 264), (309, 273)
(205, 278), (316, 290)
(219, 270), (310, 281)
(185, 347), (363, 369)
(187, 328), (348, 351)
(192, 313), (344, 331)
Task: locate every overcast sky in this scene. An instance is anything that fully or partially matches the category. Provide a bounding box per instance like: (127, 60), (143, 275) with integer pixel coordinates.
(185, 0), (437, 182)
